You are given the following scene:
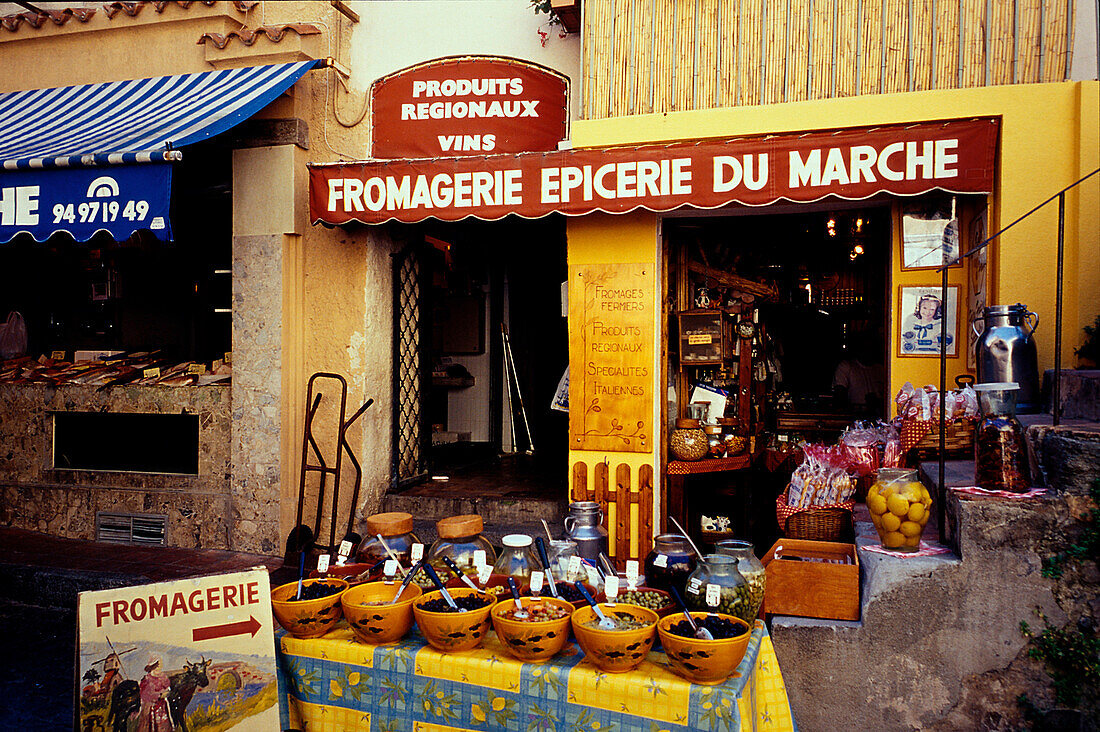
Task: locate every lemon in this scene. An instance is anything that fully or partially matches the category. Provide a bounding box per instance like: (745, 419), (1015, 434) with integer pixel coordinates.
(871, 512), (883, 529)
(901, 482), (923, 501)
(887, 494), (910, 517)
(900, 520), (922, 537)
(918, 511), (930, 526)
(919, 484), (931, 501)
(907, 503), (926, 523)
(902, 534), (920, 547)
(881, 512), (902, 532)
(882, 531), (905, 548)
(868, 494), (888, 515)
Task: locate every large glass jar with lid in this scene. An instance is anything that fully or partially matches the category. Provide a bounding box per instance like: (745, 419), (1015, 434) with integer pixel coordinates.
(643, 534), (697, 597)
(866, 467), (931, 551)
(670, 419), (708, 461)
(974, 382), (1031, 492)
(492, 534), (542, 580)
(683, 554), (755, 625)
(355, 512), (420, 567)
(427, 514), (496, 578)
(715, 539), (766, 620)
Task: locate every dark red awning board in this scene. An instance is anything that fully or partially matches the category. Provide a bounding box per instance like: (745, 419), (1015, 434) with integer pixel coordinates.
(310, 118), (998, 226)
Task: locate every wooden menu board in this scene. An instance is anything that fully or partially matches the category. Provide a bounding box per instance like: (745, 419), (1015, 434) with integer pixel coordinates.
(569, 263), (654, 453)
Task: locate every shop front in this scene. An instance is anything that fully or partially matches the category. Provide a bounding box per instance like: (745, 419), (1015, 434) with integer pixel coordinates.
(310, 110), (1005, 561)
(0, 2), (382, 556)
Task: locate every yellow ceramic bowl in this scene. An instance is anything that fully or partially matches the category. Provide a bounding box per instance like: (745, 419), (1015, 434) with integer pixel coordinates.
(413, 587), (495, 652)
(342, 581), (423, 644)
(657, 612), (752, 685)
(570, 603), (659, 673)
(491, 596), (574, 662)
(271, 578), (349, 639)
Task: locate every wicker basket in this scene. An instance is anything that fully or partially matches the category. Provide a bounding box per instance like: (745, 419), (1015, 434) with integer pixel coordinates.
(775, 487), (853, 542)
(905, 417), (976, 461)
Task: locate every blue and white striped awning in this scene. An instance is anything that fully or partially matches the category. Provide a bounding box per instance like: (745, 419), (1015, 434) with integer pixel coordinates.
(0, 59), (322, 170)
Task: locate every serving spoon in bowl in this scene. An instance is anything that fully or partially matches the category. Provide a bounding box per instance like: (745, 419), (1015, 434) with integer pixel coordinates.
(575, 581), (617, 630)
(669, 585), (714, 640)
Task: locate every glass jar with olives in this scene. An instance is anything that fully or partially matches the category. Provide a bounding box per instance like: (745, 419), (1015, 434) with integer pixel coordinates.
(715, 539), (766, 620)
(670, 419), (708, 461)
(683, 555), (757, 626)
(643, 534), (697, 597)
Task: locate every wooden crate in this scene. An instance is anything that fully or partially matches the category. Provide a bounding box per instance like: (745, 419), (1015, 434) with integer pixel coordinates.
(761, 539), (860, 621)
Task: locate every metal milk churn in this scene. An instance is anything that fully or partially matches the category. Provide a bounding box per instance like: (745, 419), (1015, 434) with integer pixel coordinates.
(563, 501), (608, 564)
(972, 304), (1041, 413)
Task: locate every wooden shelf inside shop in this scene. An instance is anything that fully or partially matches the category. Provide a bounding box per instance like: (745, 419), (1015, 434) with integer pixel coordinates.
(667, 451), (755, 475)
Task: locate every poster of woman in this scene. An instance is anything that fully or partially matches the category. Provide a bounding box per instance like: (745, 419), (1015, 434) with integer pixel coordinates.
(898, 285), (960, 357)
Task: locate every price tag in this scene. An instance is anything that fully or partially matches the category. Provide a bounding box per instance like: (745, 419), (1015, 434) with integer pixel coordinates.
(316, 554), (330, 574)
(584, 565), (602, 587)
(687, 334), (713, 345)
(473, 550), (487, 569)
(410, 543), (424, 562)
(567, 556), (583, 578)
(50, 351), (66, 361)
(530, 571), (544, 594)
(477, 564), (493, 585)
(604, 575), (619, 603)
(224, 351), (233, 365)
(687, 577), (703, 593)
(705, 583), (721, 607)
(334, 553), (347, 567)
(625, 560), (640, 590)
(338, 540), (353, 558)
(187, 363), (207, 375)
(383, 559), (398, 583)
(653, 554), (668, 568)
(143, 367), (161, 379)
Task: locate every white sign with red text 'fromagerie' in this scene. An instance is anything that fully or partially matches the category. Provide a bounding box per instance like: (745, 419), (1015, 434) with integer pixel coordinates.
(77, 568), (278, 731)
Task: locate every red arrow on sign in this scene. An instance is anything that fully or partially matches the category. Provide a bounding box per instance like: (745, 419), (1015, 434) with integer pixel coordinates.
(192, 615), (262, 642)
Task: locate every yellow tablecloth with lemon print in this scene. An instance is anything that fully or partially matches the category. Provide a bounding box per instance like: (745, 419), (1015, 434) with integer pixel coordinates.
(276, 619), (794, 732)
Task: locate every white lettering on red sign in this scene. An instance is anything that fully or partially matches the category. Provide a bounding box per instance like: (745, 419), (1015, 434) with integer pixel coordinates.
(93, 581), (261, 628)
(788, 138), (958, 188)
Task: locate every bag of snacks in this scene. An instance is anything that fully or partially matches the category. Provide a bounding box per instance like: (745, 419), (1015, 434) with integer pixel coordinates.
(787, 444), (856, 508)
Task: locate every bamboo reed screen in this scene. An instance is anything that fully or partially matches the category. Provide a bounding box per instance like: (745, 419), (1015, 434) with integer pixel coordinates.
(582, 0), (1076, 118)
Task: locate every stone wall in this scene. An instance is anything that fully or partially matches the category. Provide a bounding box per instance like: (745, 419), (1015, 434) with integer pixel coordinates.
(0, 383), (232, 548)
(771, 424), (1100, 730)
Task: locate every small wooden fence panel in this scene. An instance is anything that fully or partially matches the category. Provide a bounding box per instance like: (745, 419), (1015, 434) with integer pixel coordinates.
(570, 461), (655, 564)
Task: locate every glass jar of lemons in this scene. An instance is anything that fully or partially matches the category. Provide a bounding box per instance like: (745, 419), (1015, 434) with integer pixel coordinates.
(866, 468), (931, 551)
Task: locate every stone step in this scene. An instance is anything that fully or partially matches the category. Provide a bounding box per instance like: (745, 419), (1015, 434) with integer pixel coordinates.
(380, 492), (567, 528)
(1043, 368), (1100, 421)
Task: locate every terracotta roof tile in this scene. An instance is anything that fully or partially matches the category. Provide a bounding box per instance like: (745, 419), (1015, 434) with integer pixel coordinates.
(1, 2), (256, 32)
(2, 7), (95, 32)
(197, 23), (321, 49)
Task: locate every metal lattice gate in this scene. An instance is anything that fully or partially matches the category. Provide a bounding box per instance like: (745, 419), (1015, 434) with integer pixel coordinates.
(392, 245), (427, 488)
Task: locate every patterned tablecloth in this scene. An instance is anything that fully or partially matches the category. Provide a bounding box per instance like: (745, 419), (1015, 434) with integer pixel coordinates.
(276, 619), (795, 732)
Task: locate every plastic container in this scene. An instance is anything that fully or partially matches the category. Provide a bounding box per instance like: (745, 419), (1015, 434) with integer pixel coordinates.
(866, 467), (931, 551)
(718, 417), (747, 456)
(427, 514), (496, 576)
(492, 534), (542, 580)
(704, 425), (726, 458)
(715, 539), (766, 620)
(670, 418), (708, 461)
(974, 382), (1031, 492)
(643, 534), (697, 597)
(683, 555), (756, 626)
(548, 539), (582, 582)
(356, 512), (420, 567)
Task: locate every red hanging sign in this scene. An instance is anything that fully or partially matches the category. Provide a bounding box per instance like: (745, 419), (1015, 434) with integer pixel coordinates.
(371, 56), (569, 159)
(313, 118), (998, 226)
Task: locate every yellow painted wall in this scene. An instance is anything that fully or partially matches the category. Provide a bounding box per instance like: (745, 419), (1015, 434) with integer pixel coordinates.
(570, 81), (1100, 401)
(567, 212), (660, 552)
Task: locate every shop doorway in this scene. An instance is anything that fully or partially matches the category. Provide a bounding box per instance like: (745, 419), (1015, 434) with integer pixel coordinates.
(664, 202), (892, 550)
(391, 215), (568, 498)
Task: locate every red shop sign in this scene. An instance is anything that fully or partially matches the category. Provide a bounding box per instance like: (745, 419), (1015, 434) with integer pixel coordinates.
(371, 56), (569, 159)
(314, 118), (998, 226)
